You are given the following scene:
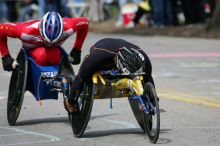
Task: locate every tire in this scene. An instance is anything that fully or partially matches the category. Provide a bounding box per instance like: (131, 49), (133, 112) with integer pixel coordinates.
(7, 51), (28, 125)
(60, 58), (75, 80)
(69, 83), (94, 137)
(143, 82), (160, 143)
(128, 96), (146, 132)
(128, 79), (154, 132)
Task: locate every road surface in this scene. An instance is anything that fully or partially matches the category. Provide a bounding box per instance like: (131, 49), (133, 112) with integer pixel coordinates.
(0, 33), (220, 146)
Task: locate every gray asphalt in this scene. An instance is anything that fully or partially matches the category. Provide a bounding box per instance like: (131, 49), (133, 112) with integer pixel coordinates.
(0, 33), (220, 146)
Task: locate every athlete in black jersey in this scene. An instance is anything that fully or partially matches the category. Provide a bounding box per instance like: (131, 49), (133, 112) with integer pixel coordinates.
(64, 38), (155, 112)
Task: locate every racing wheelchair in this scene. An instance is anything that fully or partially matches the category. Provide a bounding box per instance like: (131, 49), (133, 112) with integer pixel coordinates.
(70, 69), (160, 143)
(6, 48), (91, 126)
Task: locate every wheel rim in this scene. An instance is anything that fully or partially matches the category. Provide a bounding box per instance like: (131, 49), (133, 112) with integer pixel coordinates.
(143, 82), (160, 143)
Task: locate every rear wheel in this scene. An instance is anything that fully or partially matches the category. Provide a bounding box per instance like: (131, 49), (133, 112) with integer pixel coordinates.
(7, 51), (28, 125)
(143, 82), (160, 143)
(69, 83), (94, 137)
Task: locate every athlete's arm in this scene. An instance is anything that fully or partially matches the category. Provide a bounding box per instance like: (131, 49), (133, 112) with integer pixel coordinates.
(66, 17), (89, 64)
(70, 17), (89, 51)
(0, 23), (19, 57)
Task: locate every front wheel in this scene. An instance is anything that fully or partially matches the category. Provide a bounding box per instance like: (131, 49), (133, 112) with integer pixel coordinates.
(69, 83), (94, 137)
(143, 82), (160, 143)
(7, 51), (28, 125)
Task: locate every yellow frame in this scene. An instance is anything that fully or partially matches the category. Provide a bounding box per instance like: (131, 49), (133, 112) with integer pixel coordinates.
(92, 72), (144, 99)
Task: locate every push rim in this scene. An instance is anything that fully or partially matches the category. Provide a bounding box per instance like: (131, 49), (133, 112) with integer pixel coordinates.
(143, 82), (160, 143)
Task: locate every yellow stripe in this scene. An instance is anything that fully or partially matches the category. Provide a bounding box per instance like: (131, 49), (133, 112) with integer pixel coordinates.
(158, 89), (220, 108)
(200, 97), (220, 104)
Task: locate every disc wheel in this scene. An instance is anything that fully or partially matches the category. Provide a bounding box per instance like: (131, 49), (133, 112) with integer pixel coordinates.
(7, 51), (27, 125)
(69, 83), (94, 137)
(143, 82), (160, 143)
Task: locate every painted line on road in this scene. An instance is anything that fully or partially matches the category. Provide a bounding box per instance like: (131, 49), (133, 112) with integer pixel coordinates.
(213, 92), (220, 96)
(180, 62), (220, 68)
(103, 119), (137, 128)
(172, 126), (220, 129)
(158, 89), (220, 108)
(149, 52), (220, 59)
(200, 97), (220, 103)
(0, 127), (60, 146)
(0, 96), (5, 100)
(0, 133), (27, 137)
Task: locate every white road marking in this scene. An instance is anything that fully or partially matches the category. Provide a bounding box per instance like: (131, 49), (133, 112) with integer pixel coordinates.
(0, 133), (26, 137)
(0, 127), (60, 146)
(104, 119), (137, 128)
(199, 79), (220, 83)
(213, 92), (220, 95)
(0, 96), (5, 100)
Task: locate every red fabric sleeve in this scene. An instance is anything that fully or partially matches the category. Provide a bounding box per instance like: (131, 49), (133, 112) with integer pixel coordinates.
(69, 17), (89, 51)
(0, 23), (19, 57)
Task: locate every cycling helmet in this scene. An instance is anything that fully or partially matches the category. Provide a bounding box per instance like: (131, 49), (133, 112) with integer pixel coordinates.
(115, 47), (145, 74)
(40, 11), (63, 43)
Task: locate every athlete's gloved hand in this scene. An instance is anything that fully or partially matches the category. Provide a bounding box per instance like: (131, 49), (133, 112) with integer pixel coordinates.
(69, 48), (81, 65)
(2, 54), (18, 71)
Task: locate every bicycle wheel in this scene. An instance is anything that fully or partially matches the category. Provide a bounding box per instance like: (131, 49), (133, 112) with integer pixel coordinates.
(7, 51), (28, 125)
(143, 82), (160, 143)
(69, 83), (94, 137)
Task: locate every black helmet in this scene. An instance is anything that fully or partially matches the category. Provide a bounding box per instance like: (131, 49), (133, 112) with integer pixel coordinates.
(115, 47), (145, 74)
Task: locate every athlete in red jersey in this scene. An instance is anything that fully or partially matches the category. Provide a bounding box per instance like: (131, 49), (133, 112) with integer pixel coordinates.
(0, 11), (89, 71)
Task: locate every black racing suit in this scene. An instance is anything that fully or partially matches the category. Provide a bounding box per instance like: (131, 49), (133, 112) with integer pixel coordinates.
(69, 38), (155, 101)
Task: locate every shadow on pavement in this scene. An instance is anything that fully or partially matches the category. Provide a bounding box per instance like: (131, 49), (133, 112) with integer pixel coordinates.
(15, 117), (69, 126)
(90, 113), (118, 121)
(13, 114), (117, 126)
(83, 128), (172, 144)
(83, 128), (144, 138)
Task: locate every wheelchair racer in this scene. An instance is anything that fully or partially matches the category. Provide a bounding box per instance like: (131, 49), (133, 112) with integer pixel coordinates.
(0, 11), (89, 70)
(64, 38), (156, 113)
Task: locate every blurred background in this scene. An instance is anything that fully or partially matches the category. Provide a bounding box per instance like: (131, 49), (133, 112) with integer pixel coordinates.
(1, 0), (220, 38)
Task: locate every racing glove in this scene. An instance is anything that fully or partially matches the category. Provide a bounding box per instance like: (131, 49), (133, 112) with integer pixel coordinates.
(2, 54), (18, 71)
(69, 48), (81, 65)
